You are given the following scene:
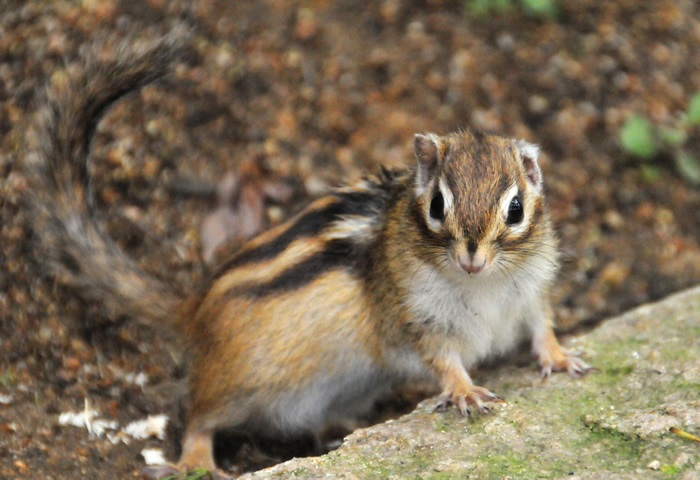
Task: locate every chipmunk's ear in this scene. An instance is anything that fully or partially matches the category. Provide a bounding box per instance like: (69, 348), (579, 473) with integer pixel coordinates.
(515, 139), (542, 191)
(414, 133), (443, 194)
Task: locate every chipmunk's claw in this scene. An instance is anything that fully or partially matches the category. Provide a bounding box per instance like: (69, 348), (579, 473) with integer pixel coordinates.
(434, 395), (471, 416)
(490, 393), (505, 402)
(434, 386), (504, 416)
(541, 364), (552, 380)
(540, 350), (592, 381)
(566, 356), (593, 378)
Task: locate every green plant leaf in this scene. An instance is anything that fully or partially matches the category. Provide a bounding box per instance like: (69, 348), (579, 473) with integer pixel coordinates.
(620, 114), (658, 159)
(187, 469), (214, 480)
(659, 126), (687, 147)
(674, 151), (700, 185)
(160, 469), (213, 480)
(686, 91), (700, 126)
(521, 0), (559, 17)
(467, 0), (512, 16)
(640, 164), (662, 182)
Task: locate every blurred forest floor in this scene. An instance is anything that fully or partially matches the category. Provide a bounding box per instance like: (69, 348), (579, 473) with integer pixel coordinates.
(0, 0), (698, 478)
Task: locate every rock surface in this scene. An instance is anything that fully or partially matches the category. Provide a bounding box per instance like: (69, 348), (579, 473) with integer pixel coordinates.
(243, 286), (700, 479)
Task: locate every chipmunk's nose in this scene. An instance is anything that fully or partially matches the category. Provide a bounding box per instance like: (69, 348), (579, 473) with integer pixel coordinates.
(458, 243), (486, 274)
(459, 255), (485, 274)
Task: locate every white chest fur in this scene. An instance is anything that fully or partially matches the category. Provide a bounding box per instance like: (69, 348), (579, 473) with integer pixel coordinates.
(406, 261), (551, 369)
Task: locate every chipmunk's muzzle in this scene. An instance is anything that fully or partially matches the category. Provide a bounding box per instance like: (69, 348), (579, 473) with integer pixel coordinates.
(457, 252), (486, 274)
(455, 240), (487, 274)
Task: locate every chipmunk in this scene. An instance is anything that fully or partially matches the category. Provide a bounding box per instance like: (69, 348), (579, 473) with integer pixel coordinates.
(26, 30), (591, 478)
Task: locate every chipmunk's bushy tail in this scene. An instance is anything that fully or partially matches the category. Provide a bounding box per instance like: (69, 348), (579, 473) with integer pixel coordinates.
(25, 28), (189, 325)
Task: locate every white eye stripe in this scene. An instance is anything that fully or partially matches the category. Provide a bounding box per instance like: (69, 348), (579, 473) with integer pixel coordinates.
(500, 184), (519, 217)
(438, 178), (454, 215)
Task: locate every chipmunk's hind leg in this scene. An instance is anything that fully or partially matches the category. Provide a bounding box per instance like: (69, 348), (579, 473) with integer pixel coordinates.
(176, 428), (219, 473)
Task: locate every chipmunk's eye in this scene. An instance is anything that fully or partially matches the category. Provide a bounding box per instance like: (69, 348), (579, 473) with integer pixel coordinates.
(430, 191), (445, 221)
(506, 196), (523, 225)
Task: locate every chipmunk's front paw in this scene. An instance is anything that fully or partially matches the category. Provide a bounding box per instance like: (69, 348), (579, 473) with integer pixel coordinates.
(434, 385), (504, 416)
(539, 347), (592, 379)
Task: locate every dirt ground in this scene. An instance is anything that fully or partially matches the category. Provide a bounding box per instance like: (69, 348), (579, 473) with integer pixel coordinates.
(0, 1), (698, 479)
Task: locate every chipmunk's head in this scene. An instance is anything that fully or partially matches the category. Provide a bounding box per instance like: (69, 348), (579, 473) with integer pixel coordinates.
(411, 130), (555, 279)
